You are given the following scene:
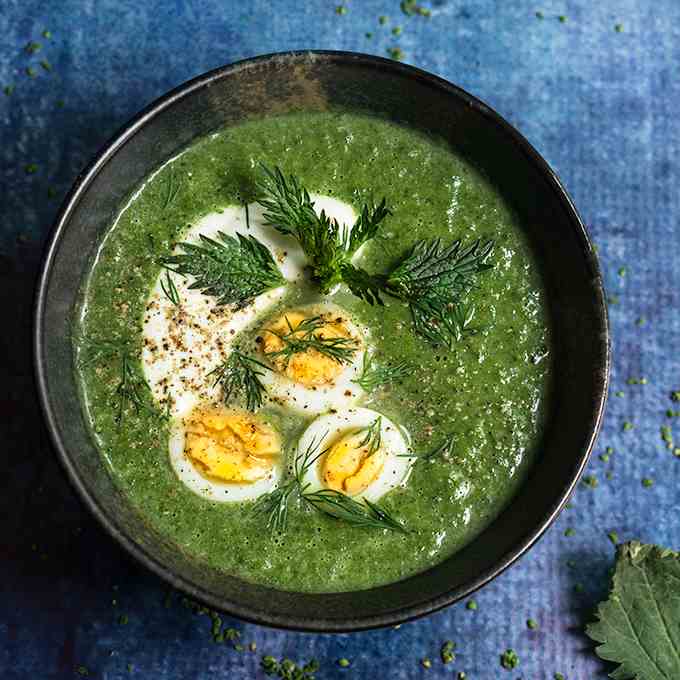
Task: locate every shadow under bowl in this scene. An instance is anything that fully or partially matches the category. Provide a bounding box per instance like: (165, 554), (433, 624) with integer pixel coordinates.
(34, 50), (609, 632)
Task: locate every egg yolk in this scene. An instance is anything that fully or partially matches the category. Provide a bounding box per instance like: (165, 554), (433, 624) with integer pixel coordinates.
(184, 408), (280, 483)
(260, 310), (358, 388)
(322, 428), (387, 496)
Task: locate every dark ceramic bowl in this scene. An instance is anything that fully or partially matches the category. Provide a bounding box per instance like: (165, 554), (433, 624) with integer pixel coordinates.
(34, 51), (609, 632)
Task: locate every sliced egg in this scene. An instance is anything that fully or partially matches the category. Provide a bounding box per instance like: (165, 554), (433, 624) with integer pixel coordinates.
(169, 407), (284, 502)
(297, 407), (414, 502)
(257, 304), (367, 415)
(142, 195), (358, 420)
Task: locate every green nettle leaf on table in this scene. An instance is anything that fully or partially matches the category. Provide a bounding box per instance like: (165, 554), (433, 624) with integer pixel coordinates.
(586, 541), (680, 680)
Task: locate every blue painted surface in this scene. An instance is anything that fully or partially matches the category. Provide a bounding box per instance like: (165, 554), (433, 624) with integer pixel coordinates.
(1, 1), (679, 678)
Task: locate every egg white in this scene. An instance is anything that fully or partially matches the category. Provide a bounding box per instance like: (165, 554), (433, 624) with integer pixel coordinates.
(142, 195), (358, 421)
(168, 421), (284, 502)
(258, 303), (367, 415)
(297, 407), (414, 502)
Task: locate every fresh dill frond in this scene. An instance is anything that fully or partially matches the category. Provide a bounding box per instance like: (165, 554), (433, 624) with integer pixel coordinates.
(160, 270), (180, 306)
(209, 351), (270, 411)
(384, 238), (493, 346)
(161, 231), (285, 308)
(353, 353), (410, 391)
(263, 315), (359, 367)
(253, 434), (326, 533)
(257, 164), (390, 292)
(417, 434), (456, 461)
(338, 262), (386, 306)
(358, 417), (382, 456)
(302, 489), (407, 533)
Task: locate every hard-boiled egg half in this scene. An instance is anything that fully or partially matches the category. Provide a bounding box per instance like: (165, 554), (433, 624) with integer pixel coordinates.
(142, 193), (365, 502)
(256, 304), (367, 414)
(297, 408), (415, 503)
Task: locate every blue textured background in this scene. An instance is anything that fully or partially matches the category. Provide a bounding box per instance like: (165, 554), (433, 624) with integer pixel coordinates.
(2, 1), (679, 678)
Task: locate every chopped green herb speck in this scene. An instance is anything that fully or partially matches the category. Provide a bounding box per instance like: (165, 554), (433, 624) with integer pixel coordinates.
(599, 453), (610, 462)
(623, 421), (634, 432)
(555, 674), (566, 680)
(25, 163), (38, 174)
(26, 67), (36, 77)
(335, 5), (347, 15)
(614, 390), (624, 397)
(608, 531), (619, 545)
(392, 26), (403, 36)
(582, 475), (598, 489)
(564, 527), (575, 537)
(40, 59), (52, 72)
(338, 658), (350, 668)
(574, 582), (584, 593)
(421, 657), (432, 669)
(558, 15), (567, 23)
(466, 599), (477, 610)
(3, 84), (14, 96)
(671, 391), (680, 402)
(440, 640), (456, 664)
(527, 618), (539, 630)
(379, 15), (388, 24)
(636, 317), (646, 326)
(118, 614), (128, 625)
(500, 648), (519, 670)
(641, 478), (654, 488)
(386, 47), (404, 60)
(615, 23), (623, 32)
(618, 266), (627, 277)
(535, 10), (544, 19)
(43, 29), (52, 39)
(26, 41), (42, 54)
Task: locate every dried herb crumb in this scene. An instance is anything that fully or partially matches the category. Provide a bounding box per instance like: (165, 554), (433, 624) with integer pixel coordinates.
(641, 478), (654, 488)
(26, 41), (42, 54)
(76, 666), (90, 677)
(582, 474), (598, 488)
(623, 421), (634, 432)
(365, 32), (373, 38)
(599, 453), (609, 462)
(118, 614), (129, 625)
(558, 15), (567, 23)
(25, 163), (38, 174)
(555, 674), (566, 680)
(500, 648), (519, 670)
(421, 657), (432, 669)
(614, 390), (624, 397)
(636, 316), (646, 326)
(386, 47), (404, 60)
(564, 527), (576, 537)
(379, 15), (388, 25)
(661, 425), (674, 449)
(338, 658), (350, 668)
(466, 599), (477, 610)
(671, 391), (680, 402)
(565, 502), (573, 509)
(667, 409), (680, 418)
(3, 84), (14, 96)
(535, 10), (544, 19)
(615, 23), (623, 33)
(43, 29), (52, 39)
(618, 266), (627, 277)
(26, 67), (37, 77)
(440, 640), (456, 664)
(606, 470), (614, 480)
(608, 294), (620, 305)
(392, 26), (403, 36)
(608, 531), (619, 545)
(527, 618), (539, 630)
(457, 674), (467, 680)
(335, 5), (347, 15)
(40, 59), (52, 72)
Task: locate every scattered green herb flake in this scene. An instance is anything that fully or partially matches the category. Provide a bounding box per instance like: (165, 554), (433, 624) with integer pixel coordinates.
(26, 67), (37, 77)
(641, 478), (654, 488)
(466, 599), (477, 610)
(661, 425), (674, 449)
(606, 446), (614, 454)
(606, 470), (614, 480)
(674, 447), (680, 457)
(25, 163), (38, 174)
(365, 32), (373, 38)
(386, 47), (404, 60)
(379, 15), (388, 24)
(558, 15), (567, 23)
(417, 7), (431, 16)
(636, 316), (646, 326)
(42, 29), (52, 39)
(564, 527), (576, 537)
(574, 582), (584, 593)
(401, 0), (417, 15)
(608, 531), (619, 545)
(622, 421), (634, 432)
(527, 618), (539, 630)
(421, 657), (432, 669)
(500, 648), (519, 670)
(667, 409), (680, 418)
(457, 674), (467, 680)
(76, 666), (90, 677)
(608, 294), (620, 305)
(335, 5), (347, 15)
(40, 59), (52, 72)
(582, 474), (598, 489)
(249, 642), (257, 652)
(3, 84), (14, 96)
(26, 41), (42, 54)
(565, 502), (573, 509)
(392, 26), (403, 36)
(440, 640), (456, 664)
(599, 453), (610, 462)
(118, 614), (129, 625)
(626, 377), (647, 385)
(671, 391), (680, 402)
(614, 390), (624, 397)
(535, 10), (544, 19)
(555, 674), (566, 680)
(615, 23), (623, 32)
(338, 658), (350, 668)
(567, 559), (577, 569)
(234, 643), (245, 652)
(586, 541), (680, 680)
(618, 266), (627, 277)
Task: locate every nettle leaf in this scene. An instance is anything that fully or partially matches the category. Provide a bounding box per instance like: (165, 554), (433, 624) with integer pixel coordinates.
(586, 541), (680, 680)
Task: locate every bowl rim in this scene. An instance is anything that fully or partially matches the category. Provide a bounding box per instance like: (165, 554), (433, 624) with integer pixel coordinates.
(33, 49), (610, 632)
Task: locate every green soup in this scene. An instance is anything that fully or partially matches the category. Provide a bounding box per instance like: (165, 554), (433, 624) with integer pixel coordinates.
(75, 111), (551, 593)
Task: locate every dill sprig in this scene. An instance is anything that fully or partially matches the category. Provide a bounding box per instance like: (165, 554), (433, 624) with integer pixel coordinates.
(161, 231), (285, 308)
(79, 339), (161, 427)
(209, 351), (270, 411)
(358, 417), (382, 456)
(416, 434), (456, 461)
(257, 164), (390, 292)
(160, 270), (180, 306)
(353, 353), (411, 391)
(263, 315), (359, 367)
(253, 432), (406, 534)
(302, 490), (407, 533)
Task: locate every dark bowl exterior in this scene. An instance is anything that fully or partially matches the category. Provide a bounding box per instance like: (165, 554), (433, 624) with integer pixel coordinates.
(34, 51), (609, 632)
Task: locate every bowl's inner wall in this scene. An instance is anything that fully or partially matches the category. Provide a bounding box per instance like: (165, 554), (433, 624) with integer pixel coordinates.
(40, 53), (607, 629)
